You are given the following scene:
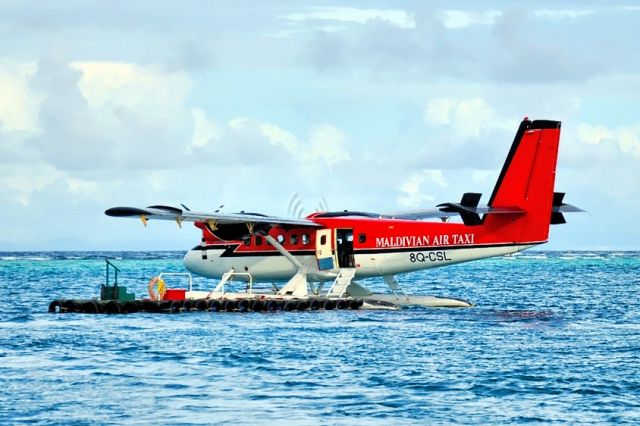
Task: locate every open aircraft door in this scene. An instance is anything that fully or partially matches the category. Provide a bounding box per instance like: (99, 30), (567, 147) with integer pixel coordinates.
(315, 228), (335, 270)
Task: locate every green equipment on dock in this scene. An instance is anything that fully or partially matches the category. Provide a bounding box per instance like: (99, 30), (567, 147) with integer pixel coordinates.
(101, 259), (135, 301)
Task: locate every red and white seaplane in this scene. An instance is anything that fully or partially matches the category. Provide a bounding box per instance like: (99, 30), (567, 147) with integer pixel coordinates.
(106, 118), (581, 308)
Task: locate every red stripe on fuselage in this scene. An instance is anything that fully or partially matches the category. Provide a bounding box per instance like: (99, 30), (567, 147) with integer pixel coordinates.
(194, 215), (543, 254)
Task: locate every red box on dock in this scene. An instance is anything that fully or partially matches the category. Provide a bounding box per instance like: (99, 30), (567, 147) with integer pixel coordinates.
(163, 288), (186, 301)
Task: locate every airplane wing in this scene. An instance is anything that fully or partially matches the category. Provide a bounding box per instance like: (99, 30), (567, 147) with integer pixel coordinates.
(105, 205), (321, 228)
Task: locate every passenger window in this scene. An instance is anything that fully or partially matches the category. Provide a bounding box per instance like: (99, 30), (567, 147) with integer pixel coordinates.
(243, 238), (251, 246)
(255, 236), (263, 246)
(302, 234), (309, 245)
(320, 235), (327, 245)
(291, 234), (298, 245)
(359, 233), (366, 243)
(277, 234), (285, 244)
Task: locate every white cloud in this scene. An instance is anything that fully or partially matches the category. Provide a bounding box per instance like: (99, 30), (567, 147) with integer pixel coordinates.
(424, 97), (503, 139)
(0, 163), (63, 206)
(576, 123), (613, 145)
(66, 177), (104, 203)
(424, 98), (457, 125)
(261, 123), (300, 155)
(532, 9), (595, 20)
(282, 7), (415, 29)
(618, 6), (640, 12)
(397, 170), (447, 208)
(576, 123), (640, 158)
(73, 61), (193, 116)
(472, 170), (493, 183)
(439, 10), (502, 29)
(0, 61), (41, 131)
(13, 194), (30, 207)
(23, 57), (196, 171)
(228, 117), (250, 131)
(438, 7), (594, 30)
(189, 107), (221, 150)
(190, 110), (350, 168)
(307, 124), (350, 167)
(617, 128), (640, 157)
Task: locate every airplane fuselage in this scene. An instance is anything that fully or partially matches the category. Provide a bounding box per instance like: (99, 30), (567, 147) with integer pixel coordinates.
(183, 215), (540, 281)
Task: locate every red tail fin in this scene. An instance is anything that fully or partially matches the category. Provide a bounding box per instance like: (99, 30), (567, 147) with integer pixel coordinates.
(484, 118), (561, 243)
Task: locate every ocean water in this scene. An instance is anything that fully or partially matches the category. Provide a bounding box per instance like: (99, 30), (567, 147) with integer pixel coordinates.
(0, 251), (639, 425)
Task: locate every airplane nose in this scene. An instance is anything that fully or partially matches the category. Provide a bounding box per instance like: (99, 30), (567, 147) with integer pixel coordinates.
(183, 249), (202, 275)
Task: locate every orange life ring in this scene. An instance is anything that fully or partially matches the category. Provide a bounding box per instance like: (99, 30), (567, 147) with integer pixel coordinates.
(148, 276), (166, 301)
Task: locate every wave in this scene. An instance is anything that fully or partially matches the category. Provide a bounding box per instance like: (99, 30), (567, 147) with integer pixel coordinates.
(519, 254), (548, 259)
(1, 255), (52, 261)
(0, 251), (186, 261)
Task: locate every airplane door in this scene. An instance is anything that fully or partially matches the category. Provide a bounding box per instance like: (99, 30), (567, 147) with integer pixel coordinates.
(315, 229), (335, 270)
(336, 229), (355, 267)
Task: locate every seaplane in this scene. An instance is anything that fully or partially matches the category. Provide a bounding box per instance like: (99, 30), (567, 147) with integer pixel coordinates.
(106, 117), (581, 309)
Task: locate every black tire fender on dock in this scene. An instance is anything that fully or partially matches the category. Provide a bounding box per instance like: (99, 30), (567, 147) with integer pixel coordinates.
(323, 299), (336, 310)
(169, 300), (183, 313)
(283, 300), (298, 311)
(349, 299), (363, 310)
(309, 300), (321, 311)
(195, 299), (208, 311)
(140, 300), (159, 313)
(251, 300), (264, 312)
(237, 299), (250, 312)
(81, 301), (99, 314)
(158, 300), (172, 311)
(297, 301), (310, 311)
(223, 300), (237, 312)
(62, 300), (78, 313)
(122, 301), (138, 314)
(48, 300), (63, 313)
(336, 299), (348, 310)
(183, 300), (193, 311)
(105, 300), (121, 314)
(209, 300), (221, 312)
(266, 300), (279, 312)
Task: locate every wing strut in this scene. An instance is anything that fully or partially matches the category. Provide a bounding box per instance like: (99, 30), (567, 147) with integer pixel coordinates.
(263, 235), (309, 297)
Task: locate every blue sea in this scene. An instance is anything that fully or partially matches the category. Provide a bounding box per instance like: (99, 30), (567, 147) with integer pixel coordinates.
(1, 251), (639, 424)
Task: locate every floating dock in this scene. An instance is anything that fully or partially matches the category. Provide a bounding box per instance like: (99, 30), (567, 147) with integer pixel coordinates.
(48, 297), (365, 314)
(47, 260), (471, 314)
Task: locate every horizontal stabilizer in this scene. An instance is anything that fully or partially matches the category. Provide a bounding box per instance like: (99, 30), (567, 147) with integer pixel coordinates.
(437, 192), (483, 225)
(435, 193), (525, 226)
(385, 192), (524, 223)
(550, 192), (584, 225)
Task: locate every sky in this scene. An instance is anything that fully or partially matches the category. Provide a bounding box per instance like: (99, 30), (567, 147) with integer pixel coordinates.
(0, 1), (639, 251)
